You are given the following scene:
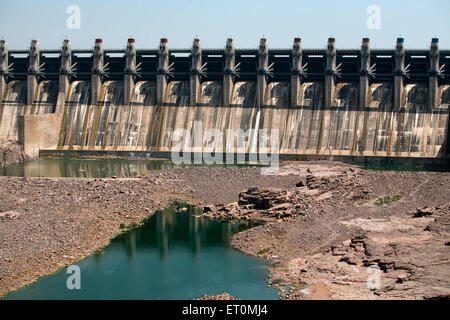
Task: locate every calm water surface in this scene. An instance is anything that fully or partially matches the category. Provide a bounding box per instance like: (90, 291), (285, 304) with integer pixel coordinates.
(0, 158), (263, 178)
(4, 202), (278, 300)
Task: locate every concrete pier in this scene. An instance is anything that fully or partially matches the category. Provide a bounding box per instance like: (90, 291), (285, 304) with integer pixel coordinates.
(91, 38), (104, 106)
(317, 38), (337, 153)
(190, 38), (202, 106)
(291, 38), (302, 107)
(257, 38), (268, 108)
(0, 40), (7, 100)
(56, 39), (71, 113)
(27, 40), (40, 110)
(157, 38), (169, 106)
(394, 38), (405, 109)
(124, 38), (136, 106)
(1, 37), (448, 162)
(359, 38), (370, 107)
(223, 38), (235, 107)
(429, 38), (439, 109)
(324, 38), (336, 108)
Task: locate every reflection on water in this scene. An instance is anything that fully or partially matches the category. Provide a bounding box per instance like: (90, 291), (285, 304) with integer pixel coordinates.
(0, 158), (173, 178)
(0, 158), (263, 178)
(4, 202), (277, 300)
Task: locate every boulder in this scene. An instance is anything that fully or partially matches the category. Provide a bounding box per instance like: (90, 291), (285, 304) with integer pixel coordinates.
(306, 174), (319, 189)
(414, 206), (435, 217)
(296, 180), (305, 187)
(203, 205), (214, 213)
(0, 211), (20, 221)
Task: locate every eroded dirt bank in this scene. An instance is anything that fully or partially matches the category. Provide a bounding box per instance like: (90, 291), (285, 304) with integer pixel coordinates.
(0, 161), (449, 299)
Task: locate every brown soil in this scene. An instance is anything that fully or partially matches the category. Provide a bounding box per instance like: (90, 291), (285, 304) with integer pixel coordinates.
(0, 161), (449, 299)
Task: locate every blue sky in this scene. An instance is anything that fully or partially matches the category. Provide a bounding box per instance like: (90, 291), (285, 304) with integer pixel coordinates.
(1, 0), (449, 50)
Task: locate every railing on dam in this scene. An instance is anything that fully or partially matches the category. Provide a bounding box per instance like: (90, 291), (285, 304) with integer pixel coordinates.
(3, 38), (450, 82)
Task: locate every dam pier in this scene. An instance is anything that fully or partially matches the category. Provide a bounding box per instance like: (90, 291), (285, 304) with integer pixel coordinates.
(0, 37), (449, 165)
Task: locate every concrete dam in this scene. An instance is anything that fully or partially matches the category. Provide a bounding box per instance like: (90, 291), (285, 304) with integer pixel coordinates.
(0, 37), (449, 164)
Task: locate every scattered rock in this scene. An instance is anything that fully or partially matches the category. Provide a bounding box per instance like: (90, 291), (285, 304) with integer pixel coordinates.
(414, 206), (435, 217)
(306, 175), (319, 189)
(0, 161), (449, 301)
(339, 255), (358, 265)
(296, 180), (305, 187)
(203, 205), (214, 213)
(0, 211), (20, 221)
(331, 246), (348, 256)
(425, 215), (450, 233)
(316, 191), (333, 201)
(205, 187), (310, 220)
(197, 292), (239, 300)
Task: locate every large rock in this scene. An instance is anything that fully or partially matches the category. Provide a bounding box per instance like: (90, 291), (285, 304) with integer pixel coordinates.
(306, 175), (319, 189)
(414, 206), (435, 217)
(238, 187), (290, 210)
(205, 187), (310, 220)
(0, 140), (30, 167)
(0, 211), (20, 221)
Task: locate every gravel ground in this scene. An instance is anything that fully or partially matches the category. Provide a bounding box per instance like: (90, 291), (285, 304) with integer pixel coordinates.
(0, 161), (449, 299)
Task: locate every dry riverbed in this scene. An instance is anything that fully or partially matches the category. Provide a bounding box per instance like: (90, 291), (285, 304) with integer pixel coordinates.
(0, 161), (449, 299)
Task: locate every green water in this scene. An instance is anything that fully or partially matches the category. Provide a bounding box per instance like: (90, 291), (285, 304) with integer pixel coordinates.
(0, 158), (263, 178)
(0, 158), (171, 178)
(4, 202), (278, 300)
(2, 158), (446, 179)
(360, 162), (449, 172)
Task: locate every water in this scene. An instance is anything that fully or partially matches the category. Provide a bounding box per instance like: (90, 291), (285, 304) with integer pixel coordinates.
(0, 158), (173, 178)
(0, 158), (265, 178)
(360, 162), (450, 172)
(4, 202), (278, 300)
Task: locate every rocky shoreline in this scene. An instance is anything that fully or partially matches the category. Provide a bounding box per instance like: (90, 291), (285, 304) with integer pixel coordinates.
(0, 161), (449, 299)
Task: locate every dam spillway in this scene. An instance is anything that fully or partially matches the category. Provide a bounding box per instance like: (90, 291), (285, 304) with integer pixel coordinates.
(0, 37), (449, 163)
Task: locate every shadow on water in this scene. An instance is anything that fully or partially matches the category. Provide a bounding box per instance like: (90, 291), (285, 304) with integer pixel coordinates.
(4, 201), (278, 300)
